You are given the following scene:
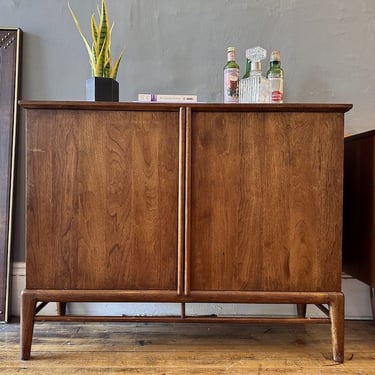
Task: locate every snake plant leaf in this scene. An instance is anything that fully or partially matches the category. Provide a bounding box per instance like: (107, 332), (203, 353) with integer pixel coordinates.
(90, 15), (100, 75)
(68, 2), (95, 71)
(110, 49), (124, 79)
(94, 37), (107, 77)
(90, 14), (99, 52)
(96, 0), (110, 76)
(103, 23), (114, 77)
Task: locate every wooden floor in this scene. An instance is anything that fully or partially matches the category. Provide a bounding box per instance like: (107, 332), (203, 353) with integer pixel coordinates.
(1, 319), (375, 374)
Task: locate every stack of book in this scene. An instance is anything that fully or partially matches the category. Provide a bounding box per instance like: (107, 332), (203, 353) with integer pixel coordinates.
(138, 94), (198, 103)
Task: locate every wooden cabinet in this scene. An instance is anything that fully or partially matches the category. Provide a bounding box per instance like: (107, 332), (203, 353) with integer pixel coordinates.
(20, 101), (352, 362)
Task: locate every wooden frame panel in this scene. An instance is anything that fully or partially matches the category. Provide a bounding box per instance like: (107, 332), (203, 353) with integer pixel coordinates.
(26, 108), (181, 291)
(0, 28), (22, 322)
(187, 110), (344, 293)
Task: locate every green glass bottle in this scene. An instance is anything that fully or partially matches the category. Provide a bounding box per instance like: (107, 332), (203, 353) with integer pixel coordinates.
(223, 47), (240, 103)
(266, 50), (284, 103)
(242, 58), (251, 79)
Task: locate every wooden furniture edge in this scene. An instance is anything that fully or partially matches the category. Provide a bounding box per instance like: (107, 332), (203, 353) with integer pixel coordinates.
(19, 100), (353, 113)
(21, 288), (343, 304)
(344, 128), (375, 142)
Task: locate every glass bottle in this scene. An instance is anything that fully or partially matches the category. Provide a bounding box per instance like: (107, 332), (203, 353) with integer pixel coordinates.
(242, 46), (269, 103)
(266, 51), (284, 103)
(248, 59), (270, 103)
(223, 47), (240, 103)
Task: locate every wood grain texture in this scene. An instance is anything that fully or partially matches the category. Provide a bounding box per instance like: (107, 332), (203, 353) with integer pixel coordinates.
(343, 129), (375, 287)
(188, 111), (344, 292)
(26, 109), (180, 291)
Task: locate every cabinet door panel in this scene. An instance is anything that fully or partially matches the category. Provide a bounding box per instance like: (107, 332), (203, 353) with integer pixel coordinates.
(27, 109), (180, 291)
(188, 111), (343, 292)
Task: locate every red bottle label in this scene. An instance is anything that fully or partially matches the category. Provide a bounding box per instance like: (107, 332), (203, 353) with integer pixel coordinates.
(224, 68), (240, 103)
(269, 77), (284, 103)
(271, 90), (283, 102)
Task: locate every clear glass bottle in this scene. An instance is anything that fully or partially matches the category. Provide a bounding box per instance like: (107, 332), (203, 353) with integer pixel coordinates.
(249, 61), (270, 103)
(223, 47), (240, 103)
(240, 46), (269, 103)
(266, 50), (284, 103)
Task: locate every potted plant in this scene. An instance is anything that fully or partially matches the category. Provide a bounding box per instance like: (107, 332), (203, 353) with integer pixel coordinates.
(69, 0), (124, 101)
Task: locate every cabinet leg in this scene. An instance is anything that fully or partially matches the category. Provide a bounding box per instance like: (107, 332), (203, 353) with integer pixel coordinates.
(57, 302), (67, 316)
(329, 293), (345, 363)
(20, 290), (37, 360)
(370, 287), (375, 321)
(296, 304), (307, 318)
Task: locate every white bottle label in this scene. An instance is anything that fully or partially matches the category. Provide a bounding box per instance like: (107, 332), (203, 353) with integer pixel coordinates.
(224, 68), (240, 103)
(268, 77), (283, 103)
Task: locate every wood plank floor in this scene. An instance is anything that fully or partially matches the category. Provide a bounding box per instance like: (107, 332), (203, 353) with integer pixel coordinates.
(1, 319), (375, 374)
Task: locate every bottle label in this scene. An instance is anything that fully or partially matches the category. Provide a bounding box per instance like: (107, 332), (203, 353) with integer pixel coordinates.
(268, 77), (283, 103)
(224, 68), (240, 103)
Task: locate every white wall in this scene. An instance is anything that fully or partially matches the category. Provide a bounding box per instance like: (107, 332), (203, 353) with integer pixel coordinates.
(2, 0), (374, 317)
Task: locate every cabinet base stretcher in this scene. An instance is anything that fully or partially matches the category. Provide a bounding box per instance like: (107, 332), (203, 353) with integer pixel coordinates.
(20, 289), (345, 363)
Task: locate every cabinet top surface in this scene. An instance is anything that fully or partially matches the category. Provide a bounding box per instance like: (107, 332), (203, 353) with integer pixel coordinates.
(19, 101), (352, 113)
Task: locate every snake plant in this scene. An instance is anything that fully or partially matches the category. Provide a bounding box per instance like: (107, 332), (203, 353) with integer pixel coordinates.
(68, 0), (124, 79)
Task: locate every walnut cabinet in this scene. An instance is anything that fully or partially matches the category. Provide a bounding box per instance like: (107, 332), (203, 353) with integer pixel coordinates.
(20, 101), (352, 362)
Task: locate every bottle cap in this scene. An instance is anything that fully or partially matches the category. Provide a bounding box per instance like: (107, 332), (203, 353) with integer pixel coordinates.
(246, 46), (267, 62)
(251, 61), (261, 71)
(270, 51), (281, 62)
(227, 46), (235, 52)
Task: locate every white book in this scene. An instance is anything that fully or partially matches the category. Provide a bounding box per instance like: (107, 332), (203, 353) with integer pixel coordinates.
(138, 94), (198, 103)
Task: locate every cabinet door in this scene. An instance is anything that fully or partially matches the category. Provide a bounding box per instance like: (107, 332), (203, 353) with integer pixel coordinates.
(187, 110), (343, 293)
(27, 108), (181, 291)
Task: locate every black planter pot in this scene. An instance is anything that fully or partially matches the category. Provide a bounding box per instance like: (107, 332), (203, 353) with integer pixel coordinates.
(86, 77), (119, 102)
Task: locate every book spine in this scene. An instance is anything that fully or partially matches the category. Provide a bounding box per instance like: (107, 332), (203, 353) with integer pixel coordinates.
(138, 94), (197, 102)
